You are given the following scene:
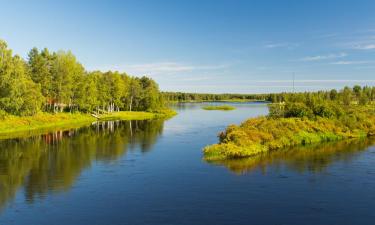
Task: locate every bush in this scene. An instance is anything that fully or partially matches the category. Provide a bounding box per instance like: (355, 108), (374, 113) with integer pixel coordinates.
(284, 103), (314, 118)
(268, 104), (285, 118)
(313, 104), (335, 118)
(0, 109), (8, 120)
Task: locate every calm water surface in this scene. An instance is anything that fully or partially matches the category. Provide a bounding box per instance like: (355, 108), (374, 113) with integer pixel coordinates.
(1, 102), (375, 225)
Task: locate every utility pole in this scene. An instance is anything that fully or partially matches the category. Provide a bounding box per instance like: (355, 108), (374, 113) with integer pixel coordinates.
(292, 72), (295, 93)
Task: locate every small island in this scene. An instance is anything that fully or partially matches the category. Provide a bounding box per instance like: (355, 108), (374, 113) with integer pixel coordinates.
(204, 86), (375, 161)
(202, 105), (236, 111)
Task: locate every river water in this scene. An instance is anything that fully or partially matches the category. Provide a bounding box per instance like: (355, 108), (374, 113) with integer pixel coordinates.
(0, 102), (375, 225)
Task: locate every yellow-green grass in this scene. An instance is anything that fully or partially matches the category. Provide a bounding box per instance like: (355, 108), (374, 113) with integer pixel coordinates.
(206, 138), (375, 175)
(202, 105), (236, 111)
(203, 109), (375, 161)
(0, 109), (176, 139)
(97, 109), (177, 121)
(0, 113), (94, 139)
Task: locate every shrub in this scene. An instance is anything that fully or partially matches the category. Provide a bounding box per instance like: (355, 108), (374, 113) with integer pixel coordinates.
(0, 109), (8, 120)
(284, 103), (314, 118)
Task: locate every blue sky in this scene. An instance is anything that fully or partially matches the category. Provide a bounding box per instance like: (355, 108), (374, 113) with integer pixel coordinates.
(1, 0), (375, 93)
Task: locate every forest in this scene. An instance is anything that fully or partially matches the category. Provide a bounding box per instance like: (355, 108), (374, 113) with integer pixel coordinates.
(204, 85), (375, 161)
(0, 40), (164, 117)
(162, 91), (269, 102)
(164, 86), (375, 104)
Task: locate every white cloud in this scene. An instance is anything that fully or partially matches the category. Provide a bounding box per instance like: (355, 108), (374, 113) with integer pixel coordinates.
(180, 77), (212, 81)
(94, 62), (231, 75)
(300, 53), (347, 61)
(330, 60), (374, 65)
(127, 62), (194, 74)
(353, 44), (375, 50)
(264, 42), (299, 49)
(247, 79), (375, 83)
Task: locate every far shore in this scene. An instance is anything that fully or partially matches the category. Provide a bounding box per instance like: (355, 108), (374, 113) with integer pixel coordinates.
(168, 99), (269, 103)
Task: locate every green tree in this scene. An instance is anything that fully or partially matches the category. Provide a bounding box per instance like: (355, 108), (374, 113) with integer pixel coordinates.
(28, 48), (54, 110)
(51, 51), (84, 112)
(0, 40), (44, 115)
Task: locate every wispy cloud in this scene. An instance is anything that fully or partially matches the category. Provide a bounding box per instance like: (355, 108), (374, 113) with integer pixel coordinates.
(180, 76), (212, 81)
(353, 44), (375, 50)
(95, 62), (231, 75)
(264, 42), (299, 49)
(340, 34), (375, 50)
(256, 79), (375, 83)
(313, 33), (339, 39)
(300, 52), (347, 61)
(127, 62), (194, 74)
(330, 60), (374, 65)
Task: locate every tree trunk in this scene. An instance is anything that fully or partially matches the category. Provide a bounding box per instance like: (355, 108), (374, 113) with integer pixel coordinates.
(129, 96), (133, 111)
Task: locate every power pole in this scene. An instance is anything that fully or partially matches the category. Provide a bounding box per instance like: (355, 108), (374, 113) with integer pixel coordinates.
(292, 72), (295, 93)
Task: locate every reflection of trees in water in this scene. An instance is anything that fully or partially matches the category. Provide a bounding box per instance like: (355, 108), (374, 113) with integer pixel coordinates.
(206, 139), (375, 175)
(0, 119), (164, 211)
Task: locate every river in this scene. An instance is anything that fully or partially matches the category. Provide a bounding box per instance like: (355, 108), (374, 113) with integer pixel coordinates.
(0, 102), (374, 225)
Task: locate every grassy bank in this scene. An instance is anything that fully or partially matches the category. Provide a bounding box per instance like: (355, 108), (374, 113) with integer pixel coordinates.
(202, 105), (236, 111)
(0, 109), (176, 139)
(204, 105), (375, 161)
(97, 109), (176, 121)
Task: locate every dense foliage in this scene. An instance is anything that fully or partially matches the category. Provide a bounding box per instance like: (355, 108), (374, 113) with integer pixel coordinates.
(164, 86), (375, 104)
(267, 85), (375, 105)
(204, 86), (375, 161)
(0, 40), (164, 116)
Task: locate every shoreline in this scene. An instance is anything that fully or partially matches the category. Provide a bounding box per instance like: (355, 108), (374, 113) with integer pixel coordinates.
(0, 110), (176, 140)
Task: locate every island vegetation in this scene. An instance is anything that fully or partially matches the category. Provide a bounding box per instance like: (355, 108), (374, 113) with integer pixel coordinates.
(207, 138), (375, 175)
(0, 39), (175, 136)
(204, 86), (375, 161)
(202, 105), (236, 111)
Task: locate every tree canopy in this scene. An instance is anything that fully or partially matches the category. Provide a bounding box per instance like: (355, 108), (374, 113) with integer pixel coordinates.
(0, 39), (164, 116)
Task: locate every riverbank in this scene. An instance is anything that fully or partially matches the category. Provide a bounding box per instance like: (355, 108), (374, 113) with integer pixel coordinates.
(203, 105), (375, 161)
(0, 109), (176, 139)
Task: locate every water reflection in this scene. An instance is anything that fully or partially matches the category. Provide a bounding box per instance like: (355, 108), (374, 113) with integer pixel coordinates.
(206, 139), (375, 175)
(0, 119), (165, 211)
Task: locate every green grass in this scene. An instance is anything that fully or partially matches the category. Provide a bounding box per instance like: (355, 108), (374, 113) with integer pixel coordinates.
(202, 105), (236, 111)
(97, 109), (176, 121)
(0, 109), (176, 139)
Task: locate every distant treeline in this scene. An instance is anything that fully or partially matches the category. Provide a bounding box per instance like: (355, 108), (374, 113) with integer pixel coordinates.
(267, 86), (375, 105)
(0, 40), (163, 116)
(164, 86), (375, 105)
(162, 92), (269, 102)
